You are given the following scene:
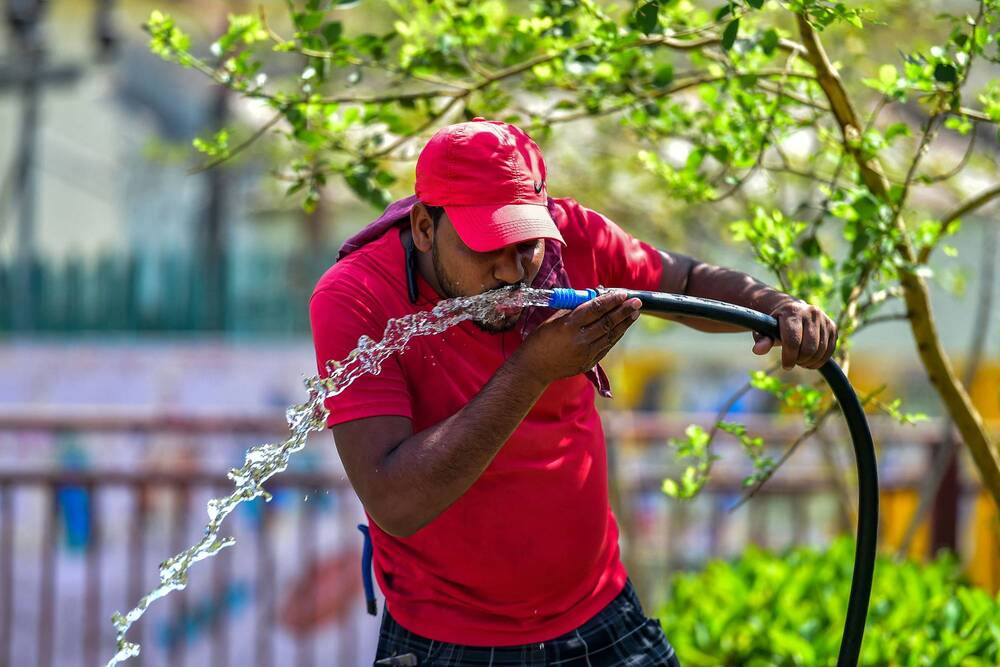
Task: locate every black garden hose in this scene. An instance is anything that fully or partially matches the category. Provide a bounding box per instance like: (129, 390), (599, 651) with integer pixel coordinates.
(357, 287), (878, 665)
(619, 290), (877, 667)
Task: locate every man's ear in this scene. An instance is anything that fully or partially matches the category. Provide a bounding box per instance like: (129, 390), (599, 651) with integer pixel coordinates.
(410, 203), (435, 253)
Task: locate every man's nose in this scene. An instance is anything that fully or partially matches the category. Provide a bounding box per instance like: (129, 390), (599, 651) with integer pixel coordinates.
(494, 247), (527, 285)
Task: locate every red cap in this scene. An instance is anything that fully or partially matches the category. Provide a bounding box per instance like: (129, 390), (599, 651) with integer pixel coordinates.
(414, 117), (565, 252)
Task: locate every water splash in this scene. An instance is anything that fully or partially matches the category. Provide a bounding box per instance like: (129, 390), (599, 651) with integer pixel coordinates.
(104, 286), (552, 667)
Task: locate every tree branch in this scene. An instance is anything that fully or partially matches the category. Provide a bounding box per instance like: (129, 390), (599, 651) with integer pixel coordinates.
(857, 312), (908, 329)
(373, 95), (465, 157)
(188, 112), (284, 174)
(548, 69), (815, 124)
(697, 48), (828, 111)
(950, 106), (998, 125)
(918, 183), (1000, 264)
(258, 5), (475, 92)
(698, 362), (783, 479)
(897, 222), (997, 559)
(704, 51), (802, 204)
(918, 124), (977, 185)
(640, 33), (807, 57)
(729, 384), (885, 512)
(728, 403), (835, 513)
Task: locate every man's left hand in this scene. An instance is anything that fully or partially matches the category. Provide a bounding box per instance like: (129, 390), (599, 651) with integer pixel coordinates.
(752, 301), (838, 370)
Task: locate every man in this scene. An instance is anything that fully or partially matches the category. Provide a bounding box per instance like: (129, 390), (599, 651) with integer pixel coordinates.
(309, 118), (837, 666)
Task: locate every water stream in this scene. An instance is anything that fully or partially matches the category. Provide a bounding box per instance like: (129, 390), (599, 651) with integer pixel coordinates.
(104, 286), (553, 666)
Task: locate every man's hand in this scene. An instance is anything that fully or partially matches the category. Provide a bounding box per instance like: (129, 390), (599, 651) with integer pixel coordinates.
(752, 300), (838, 370)
(512, 290), (641, 385)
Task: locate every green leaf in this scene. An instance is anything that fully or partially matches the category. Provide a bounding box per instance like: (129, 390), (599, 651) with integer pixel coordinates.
(760, 28), (779, 55)
(717, 420), (746, 437)
(192, 129), (230, 158)
(296, 11), (325, 31)
(684, 424), (710, 449)
(944, 115), (972, 134)
(322, 21), (343, 45)
(746, 0), (764, 8)
(373, 169), (396, 186)
(878, 64), (898, 85)
(653, 63), (674, 88)
(933, 62), (958, 83)
(294, 128), (325, 148)
(634, 1), (660, 34)
(800, 235), (822, 258)
(146, 11), (192, 62)
(830, 201), (858, 221)
(974, 24), (989, 49)
(722, 18), (740, 51)
(708, 143), (730, 163)
(884, 122), (911, 143)
(685, 147), (706, 171)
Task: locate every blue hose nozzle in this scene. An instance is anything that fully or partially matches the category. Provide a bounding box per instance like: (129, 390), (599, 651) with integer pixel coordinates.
(548, 288), (599, 309)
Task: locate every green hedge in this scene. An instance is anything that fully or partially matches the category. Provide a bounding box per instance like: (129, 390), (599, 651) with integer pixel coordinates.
(655, 538), (1000, 666)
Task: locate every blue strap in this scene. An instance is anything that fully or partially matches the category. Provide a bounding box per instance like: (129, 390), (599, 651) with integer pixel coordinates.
(357, 524), (377, 615)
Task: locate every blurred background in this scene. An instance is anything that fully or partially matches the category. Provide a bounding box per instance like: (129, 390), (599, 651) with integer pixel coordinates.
(0, 1), (998, 666)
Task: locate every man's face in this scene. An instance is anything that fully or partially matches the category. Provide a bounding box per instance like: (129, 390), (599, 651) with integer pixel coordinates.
(430, 212), (546, 333)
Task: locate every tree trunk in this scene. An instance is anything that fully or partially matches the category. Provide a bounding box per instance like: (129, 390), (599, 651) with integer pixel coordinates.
(796, 13), (1000, 511)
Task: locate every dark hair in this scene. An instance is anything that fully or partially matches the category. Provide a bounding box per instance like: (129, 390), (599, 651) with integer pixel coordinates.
(424, 204), (445, 228)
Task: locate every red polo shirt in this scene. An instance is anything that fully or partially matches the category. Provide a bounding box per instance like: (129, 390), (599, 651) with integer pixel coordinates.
(309, 197), (663, 645)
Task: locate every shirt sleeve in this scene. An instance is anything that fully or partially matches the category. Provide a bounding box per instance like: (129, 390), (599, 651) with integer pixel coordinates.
(309, 285), (412, 428)
(578, 205), (664, 291)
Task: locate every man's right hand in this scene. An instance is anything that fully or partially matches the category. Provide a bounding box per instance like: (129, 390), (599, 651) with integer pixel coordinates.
(512, 290), (642, 385)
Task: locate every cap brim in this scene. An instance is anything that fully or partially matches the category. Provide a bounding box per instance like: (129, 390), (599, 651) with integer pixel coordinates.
(444, 203), (565, 253)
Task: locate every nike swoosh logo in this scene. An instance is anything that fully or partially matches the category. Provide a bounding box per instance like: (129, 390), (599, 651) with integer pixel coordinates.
(533, 180), (544, 194)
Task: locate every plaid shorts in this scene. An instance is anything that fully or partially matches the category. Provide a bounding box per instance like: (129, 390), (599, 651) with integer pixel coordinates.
(373, 578), (680, 666)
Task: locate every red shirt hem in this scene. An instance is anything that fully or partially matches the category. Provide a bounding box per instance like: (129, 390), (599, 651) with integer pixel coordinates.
(382, 561), (629, 646)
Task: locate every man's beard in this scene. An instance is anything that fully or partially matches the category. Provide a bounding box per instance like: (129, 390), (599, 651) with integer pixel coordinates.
(432, 241), (523, 334)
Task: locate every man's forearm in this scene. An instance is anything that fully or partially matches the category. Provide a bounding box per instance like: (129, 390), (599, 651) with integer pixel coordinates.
(688, 262), (796, 310)
(654, 250), (837, 367)
(375, 356), (547, 537)
(658, 251), (796, 332)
